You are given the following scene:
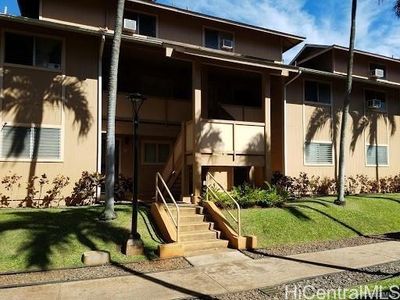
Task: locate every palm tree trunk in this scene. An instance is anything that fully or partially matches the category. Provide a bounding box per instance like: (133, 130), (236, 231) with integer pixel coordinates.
(101, 0), (126, 220)
(336, 0), (358, 205)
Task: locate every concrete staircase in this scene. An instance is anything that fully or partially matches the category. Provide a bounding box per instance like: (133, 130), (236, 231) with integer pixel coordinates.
(171, 205), (229, 255)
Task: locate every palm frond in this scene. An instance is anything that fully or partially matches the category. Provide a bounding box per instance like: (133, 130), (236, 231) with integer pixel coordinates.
(395, 0), (400, 17)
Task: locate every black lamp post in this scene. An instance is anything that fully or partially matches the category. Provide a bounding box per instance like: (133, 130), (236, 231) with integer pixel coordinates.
(127, 92), (146, 242)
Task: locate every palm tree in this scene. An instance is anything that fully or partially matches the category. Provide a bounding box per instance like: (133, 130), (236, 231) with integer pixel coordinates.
(101, 0), (126, 221)
(335, 0), (358, 206)
(394, 0), (400, 16)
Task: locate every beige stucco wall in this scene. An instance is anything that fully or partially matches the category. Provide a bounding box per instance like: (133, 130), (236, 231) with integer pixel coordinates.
(0, 24), (99, 203)
(285, 74), (400, 179)
(40, 0), (284, 61)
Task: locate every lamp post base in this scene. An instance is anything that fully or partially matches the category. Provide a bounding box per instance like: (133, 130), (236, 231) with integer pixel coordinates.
(124, 236), (144, 256)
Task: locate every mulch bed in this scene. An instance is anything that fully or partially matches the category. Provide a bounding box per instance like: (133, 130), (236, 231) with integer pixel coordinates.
(0, 257), (192, 288)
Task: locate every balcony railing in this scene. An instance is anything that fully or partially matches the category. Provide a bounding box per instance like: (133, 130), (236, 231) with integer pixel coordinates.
(186, 119), (265, 157)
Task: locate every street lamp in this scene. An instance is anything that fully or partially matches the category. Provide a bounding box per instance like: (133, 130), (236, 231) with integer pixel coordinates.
(125, 92), (146, 256)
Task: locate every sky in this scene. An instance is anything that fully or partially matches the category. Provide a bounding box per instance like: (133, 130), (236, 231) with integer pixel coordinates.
(1, 0), (399, 62)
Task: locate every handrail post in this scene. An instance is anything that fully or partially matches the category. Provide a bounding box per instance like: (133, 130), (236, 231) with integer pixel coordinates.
(205, 172), (241, 238)
(155, 174), (158, 202)
(155, 172), (180, 243)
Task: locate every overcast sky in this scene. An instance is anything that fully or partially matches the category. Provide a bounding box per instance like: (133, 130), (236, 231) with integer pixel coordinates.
(2, 0), (400, 62)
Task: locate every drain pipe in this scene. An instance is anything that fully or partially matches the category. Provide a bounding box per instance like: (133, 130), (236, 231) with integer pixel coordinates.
(97, 34), (106, 201)
(283, 70), (302, 175)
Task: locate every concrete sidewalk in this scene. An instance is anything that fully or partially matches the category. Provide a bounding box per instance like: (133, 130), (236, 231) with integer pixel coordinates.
(1, 241), (399, 300)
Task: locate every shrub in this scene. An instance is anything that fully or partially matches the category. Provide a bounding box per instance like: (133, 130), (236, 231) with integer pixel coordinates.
(24, 176), (39, 207)
(65, 172), (104, 206)
(114, 175), (133, 201)
(204, 184), (235, 208)
(232, 183), (265, 208)
(42, 175), (70, 207)
(206, 182), (288, 209)
(1, 173), (22, 207)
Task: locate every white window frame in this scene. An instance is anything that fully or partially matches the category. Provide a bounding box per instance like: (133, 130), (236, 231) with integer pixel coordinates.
(2, 30), (65, 73)
(304, 140), (334, 166)
(202, 26), (236, 52)
(365, 144), (389, 167)
(0, 123), (64, 163)
(303, 79), (332, 106)
(142, 141), (171, 166)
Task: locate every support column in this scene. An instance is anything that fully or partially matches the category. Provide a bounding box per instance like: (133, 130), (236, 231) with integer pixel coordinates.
(192, 61), (202, 203)
(262, 73), (272, 181)
(181, 122), (189, 198)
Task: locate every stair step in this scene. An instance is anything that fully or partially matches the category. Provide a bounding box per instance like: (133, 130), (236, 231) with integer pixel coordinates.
(180, 231), (219, 242)
(179, 222), (213, 232)
(169, 206), (200, 216)
(180, 215), (204, 224)
(181, 239), (229, 252)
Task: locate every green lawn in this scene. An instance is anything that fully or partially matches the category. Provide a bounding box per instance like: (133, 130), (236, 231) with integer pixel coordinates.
(240, 194), (400, 248)
(1, 194), (400, 273)
(0, 205), (161, 273)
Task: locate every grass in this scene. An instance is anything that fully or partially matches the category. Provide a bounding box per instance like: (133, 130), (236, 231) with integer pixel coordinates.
(0, 205), (162, 273)
(239, 194), (400, 248)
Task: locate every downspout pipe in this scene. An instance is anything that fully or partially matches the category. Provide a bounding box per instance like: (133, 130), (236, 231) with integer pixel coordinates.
(97, 34), (106, 200)
(283, 70), (302, 175)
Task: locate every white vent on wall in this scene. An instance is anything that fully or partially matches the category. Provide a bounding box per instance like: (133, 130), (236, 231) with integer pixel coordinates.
(370, 68), (385, 79)
(123, 18), (137, 34)
(367, 99), (382, 109)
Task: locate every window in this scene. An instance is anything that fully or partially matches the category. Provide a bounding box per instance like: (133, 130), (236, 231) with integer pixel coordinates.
(4, 32), (62, 70)
(143, 142), (170, 164)
(124, 11), (156, 37)
(369, 63), (386, 79)
(304, 80), (331, 104)
(204, 28), (234, 51)
(1, 126), (61, 160)
(366, 145), (388, 166)
(365, 90), (386, 112)
(305, 142), (333, 165)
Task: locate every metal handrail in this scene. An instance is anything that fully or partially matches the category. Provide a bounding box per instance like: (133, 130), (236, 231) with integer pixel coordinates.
(205, 172), (241, 237)
(155, 172), (180, 242)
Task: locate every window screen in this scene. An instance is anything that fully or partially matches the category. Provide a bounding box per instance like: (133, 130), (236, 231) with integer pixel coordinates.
(366, 145), (388, 166)
(305, 142), (333, 164)
(4, 33), (62, 70)
(304, 80), (331, 104)
(124, 11), (156, 37)
(33, 128), (61, 159)
(139, 14), (156, 37)
(4, 32), (34, 66)
(35, 37), (62, 70)
(143, 143), (170, 164)
(144, 143), (157, 163)
(204, 29), (219, 49)
(1, 126), (61, 159)
(1, 126), (31, 158)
